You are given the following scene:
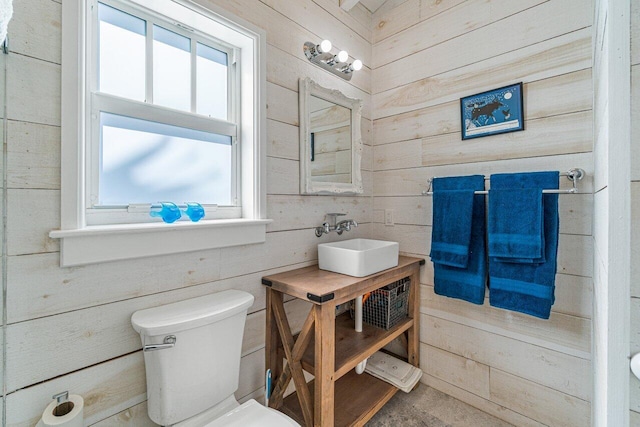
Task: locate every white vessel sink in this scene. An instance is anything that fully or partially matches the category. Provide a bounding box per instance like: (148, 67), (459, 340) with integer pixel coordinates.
(318, 239), (399, 277)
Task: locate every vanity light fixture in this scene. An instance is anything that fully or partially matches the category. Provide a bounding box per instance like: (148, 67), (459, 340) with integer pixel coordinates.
(303, 40), (362, 81)
(340, 59), (362, 74)
(305, 39), (333, 59)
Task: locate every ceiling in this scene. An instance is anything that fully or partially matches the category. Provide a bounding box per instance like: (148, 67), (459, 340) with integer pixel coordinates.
(357, 0), (388, 13)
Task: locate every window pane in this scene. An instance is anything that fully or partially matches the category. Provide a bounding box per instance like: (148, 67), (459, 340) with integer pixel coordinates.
(153, 26), (191, 111)
(197, 43), (228, 120)
(99, 112), (232, 206)
(98, 3), (146, 101)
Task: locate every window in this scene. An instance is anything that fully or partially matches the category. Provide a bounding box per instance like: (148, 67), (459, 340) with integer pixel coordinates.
(88, 0), (240, 224)
(54, 0), (268, 266)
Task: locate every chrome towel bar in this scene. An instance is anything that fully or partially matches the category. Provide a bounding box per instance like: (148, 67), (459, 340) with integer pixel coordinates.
(421, 168), (585, 196)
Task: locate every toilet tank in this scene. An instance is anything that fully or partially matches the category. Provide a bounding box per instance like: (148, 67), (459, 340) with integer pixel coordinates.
(131, 290), (254, 426)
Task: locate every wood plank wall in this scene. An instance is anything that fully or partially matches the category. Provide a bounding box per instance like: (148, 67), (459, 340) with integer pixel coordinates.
(592, 0), (632, 424)
(630, 0), (640, 424)
(0, 48), (5, 419)
(369, 1), (594, 425)
(3, 0), (614, 426)
(2, 0), (373, 425)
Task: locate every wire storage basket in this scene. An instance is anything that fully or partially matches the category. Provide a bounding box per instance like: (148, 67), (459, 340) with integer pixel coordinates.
(351, 277), (411, 330)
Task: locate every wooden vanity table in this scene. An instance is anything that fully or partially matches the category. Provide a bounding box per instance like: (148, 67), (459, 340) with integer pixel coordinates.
(262, 256), (423, 427)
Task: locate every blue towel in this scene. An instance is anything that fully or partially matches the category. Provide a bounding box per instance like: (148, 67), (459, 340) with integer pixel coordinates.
(430, 190), (475, 268)
(488, 188), (545, 263)
(431, 175), (486, 304)
(488, 172), (559, 319)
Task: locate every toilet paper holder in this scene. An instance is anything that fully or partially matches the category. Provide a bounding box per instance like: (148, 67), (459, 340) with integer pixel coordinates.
(37, 391), (84, 427)
(51, 391), (74, 417)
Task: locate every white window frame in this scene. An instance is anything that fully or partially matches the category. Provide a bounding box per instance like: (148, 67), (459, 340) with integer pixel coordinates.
(87, 0), (241, 224)
(52, 0), (269, 267)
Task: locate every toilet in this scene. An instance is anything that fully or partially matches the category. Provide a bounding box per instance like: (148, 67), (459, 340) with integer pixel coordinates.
(131, 290), (300, 427)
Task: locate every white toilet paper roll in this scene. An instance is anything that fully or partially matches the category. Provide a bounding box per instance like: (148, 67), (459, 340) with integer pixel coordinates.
(36, 395), (84, 427)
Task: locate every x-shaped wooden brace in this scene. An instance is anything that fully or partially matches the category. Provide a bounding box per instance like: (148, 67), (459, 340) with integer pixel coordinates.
(269, 296), (316, 426)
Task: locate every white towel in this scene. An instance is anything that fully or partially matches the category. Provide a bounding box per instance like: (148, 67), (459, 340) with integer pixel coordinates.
(0, 0), (13, 46)
(364, 351), (423, 393)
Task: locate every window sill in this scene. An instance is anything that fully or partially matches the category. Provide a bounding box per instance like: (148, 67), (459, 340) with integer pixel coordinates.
(49, 218), (272, 267)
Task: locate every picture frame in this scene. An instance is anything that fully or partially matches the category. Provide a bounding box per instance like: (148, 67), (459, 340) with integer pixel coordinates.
(460, 82), (524, 140)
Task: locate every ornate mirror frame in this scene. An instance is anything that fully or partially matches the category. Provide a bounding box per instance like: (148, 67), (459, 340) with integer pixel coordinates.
(299, 77), (363, 195)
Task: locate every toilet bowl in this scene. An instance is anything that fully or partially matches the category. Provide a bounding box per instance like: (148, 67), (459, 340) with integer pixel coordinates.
(131, 290), (299, 427)
(177, 398), (298, 427)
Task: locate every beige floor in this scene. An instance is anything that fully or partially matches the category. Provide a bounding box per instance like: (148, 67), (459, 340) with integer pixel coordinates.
(365, 384), (514, 427)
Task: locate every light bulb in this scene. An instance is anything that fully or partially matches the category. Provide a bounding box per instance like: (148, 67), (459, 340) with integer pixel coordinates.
(351, 59), (363, 71)
(337, 50), (349, 63)
(319, 39), (332, 53)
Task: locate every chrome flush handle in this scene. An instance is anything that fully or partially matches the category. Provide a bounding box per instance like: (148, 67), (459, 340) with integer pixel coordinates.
(143, 335), (177, 352)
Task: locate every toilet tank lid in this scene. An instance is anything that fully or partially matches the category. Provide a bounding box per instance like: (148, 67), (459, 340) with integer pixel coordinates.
(131, 290), (254, 336)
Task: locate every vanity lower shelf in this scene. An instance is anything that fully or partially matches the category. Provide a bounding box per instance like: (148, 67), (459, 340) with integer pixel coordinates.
(281, 370), (398, 427)
(284, 311), (414, 381)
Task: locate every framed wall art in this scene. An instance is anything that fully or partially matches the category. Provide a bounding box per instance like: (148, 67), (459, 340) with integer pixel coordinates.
(460, 82), (524, 140)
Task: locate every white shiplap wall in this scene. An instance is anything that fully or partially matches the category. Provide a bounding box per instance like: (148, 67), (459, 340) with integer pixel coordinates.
(3, 0), (620, 426)
(370, 1), (594, 426)
(592, 0), (632, 425)
(630, 0), (640, 424)
(2, 0), (373, 425)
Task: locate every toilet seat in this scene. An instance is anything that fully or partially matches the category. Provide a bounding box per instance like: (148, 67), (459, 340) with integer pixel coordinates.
(203, 399), (299, 427)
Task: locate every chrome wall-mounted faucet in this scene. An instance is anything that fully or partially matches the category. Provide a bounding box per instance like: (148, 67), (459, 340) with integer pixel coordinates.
(315, 213), (358, 237)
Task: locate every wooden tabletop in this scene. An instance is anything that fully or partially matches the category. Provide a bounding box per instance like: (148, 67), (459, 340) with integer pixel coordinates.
(262, 256), (423, 305)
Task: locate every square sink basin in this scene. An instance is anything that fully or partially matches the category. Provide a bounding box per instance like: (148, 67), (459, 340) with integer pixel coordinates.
(318, 239), (399, 277)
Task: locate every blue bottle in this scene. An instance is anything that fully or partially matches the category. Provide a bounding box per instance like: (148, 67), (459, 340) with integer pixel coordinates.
(182, 202), (205, 222)
(150, 202), (182, 223)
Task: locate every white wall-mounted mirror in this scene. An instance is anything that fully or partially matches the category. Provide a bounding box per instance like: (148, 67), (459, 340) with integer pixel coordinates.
(299, 78), (363, 194)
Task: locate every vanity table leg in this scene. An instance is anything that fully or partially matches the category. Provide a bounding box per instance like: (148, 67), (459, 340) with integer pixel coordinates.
(314, 303), (335, 427)
(407, 268), (421, 368)
(266, 288), (283, 406)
